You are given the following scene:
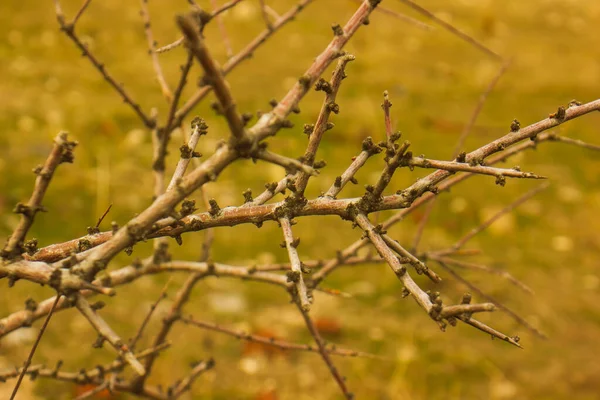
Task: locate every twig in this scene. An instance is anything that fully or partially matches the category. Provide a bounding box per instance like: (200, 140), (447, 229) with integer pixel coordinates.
(173, 0), (314, 126)
(94, 204), (113, 229)
(2, 132), (77, 259)
(0, 260), (115, 295)
(71, 0), (92, 26)
(53, 0), (155, 128)
(412, 54), (511, 255)
(453, 60), (511, 156)
(325, 138), (381, 198)
(354, 213), (434, 313)
(396, 0), (502, 60)
(73, 381), (110, 400)
(165, 53), (194, 131)
(279, 216), (311, 311)
(404, 156), (546, 181)
(155, 37), (184, 54)
(210, 0), (234, 57)
(166, 117), (207, 192)
(75, 295), (146, 376)
(253, 149), (318, 176)
(382, 90), (394, 150)
(435, 259), (545, 338)
(176, 13), (247, 143)
(154, 0), (244, 55)
(458, 316), (523, 348)
(381, 234), (441, 282)
(547, 133), (600, 152)
(431, 256), (533, 294)
(0, 343), (170, 384)
(129, 279), (171, 351)
(246, 175), (292, 206)
(181, 316), (381, 359)
(169, 359), (215, 398)
(9, 294), (61, 400)
(453, 183), (549, 250)
(366, 0), (433, 30)
(295, 302), (353, 399)
(258, 0), (274, 30)
(140, 0), (173, 102)
(295, 54), (355, 197)
(250, 0), (379, 141)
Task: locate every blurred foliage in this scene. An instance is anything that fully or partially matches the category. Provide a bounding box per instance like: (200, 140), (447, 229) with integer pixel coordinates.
(1, 0), (599, 399)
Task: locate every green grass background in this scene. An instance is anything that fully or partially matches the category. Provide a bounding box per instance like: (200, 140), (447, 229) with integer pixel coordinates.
(1, 0), (599, 399)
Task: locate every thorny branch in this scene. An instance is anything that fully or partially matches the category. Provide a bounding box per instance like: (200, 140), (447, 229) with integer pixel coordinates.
(3, 0), (600, 398)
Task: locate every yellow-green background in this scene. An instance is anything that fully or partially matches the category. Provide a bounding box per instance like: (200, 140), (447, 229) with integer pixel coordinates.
(1, 0), (599, 399)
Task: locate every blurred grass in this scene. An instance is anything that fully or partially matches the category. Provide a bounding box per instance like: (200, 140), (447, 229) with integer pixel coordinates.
(1, 0), (599, 399)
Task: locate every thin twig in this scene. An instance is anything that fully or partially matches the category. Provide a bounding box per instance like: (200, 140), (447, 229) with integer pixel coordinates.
(9, 294), (61, 400)
(453, 60), (511, 156)
(258, 0), (274, 30)
(279, 216), (311, 311)
(71, 0), (92, 26)
(295, 302), (353, 399)
(396, 0), (502, 60)
(53, 0), (155, 128)
(435, 261), (546, 339)
(295, 54), (355, 197)
(2, 133), (76, 259)
(129, 279), (171, 351)
(165, 117), (207, 192)
(366, 0), (433, 30)
(140, 0), (173, 102)
(254, 149), (318, 176)
(210, 0), (234, 57)
(173, 0), (314, 126)
(431, 256), (533, 294)
(177, 13), (247, 143)
(73, 381), (110, 400)
(75, 295), (146, 376)
(181, 316), (382, 359)
(1, 343), (170, 384)
(453, 183), (550, 250)
(165, 53), (194, 131)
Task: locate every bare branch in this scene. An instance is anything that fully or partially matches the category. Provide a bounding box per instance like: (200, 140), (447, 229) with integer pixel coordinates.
(258, 0), (274, 30)
(295, 302), (353, 399)
(381, 234), (441, 282)
(75, 295), (146, 376)
(365, 0), (433, 30)
(210, 0), (234, 57)
(430, 256), (533, 295)
(435, 260), (546, 339)
(129, 279), (171, 351)
(169, 359), (215, 398)
(404, 156), (546, 181)
(396, 0), (502, 60)
(9, 294), (60, 400)
(254, 149), (318, 176)
(53, 0), (155, 128)
(1, 343), (170, 384)
(181, 316), (382, 359)
(140, 0), (173, 102)
(454, 60), (511, 156)
(547, 132), (600, 152)
(250, 0), (380, 141)
(279, 217), (311, 311)
(174, 0), (314, 125)
(166, 118), (207, 192)
(453, 183), (549, 250)
(295, 54), (355, 197)
(2, 133), (77, 259)
(177, 13), (248, 143)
